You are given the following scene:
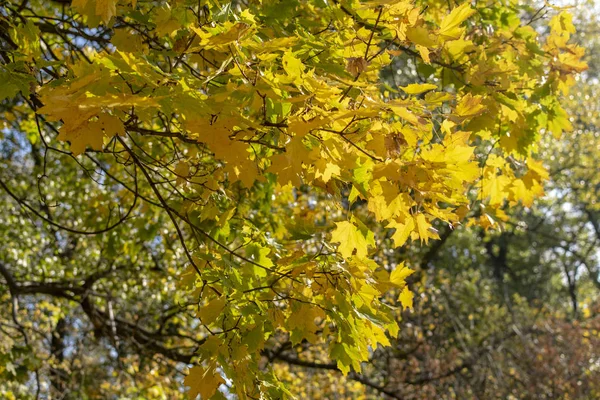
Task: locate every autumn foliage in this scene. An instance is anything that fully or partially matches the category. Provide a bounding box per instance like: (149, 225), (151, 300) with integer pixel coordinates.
(0, 0), (593, 399)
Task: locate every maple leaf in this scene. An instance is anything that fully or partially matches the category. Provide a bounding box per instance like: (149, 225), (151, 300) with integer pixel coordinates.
(54, 113), (124, 155)
(184, 365), (225, 400)
(510, 179), (535, 207)
(399, 286), (414, 310)
(282, 50), (304, 84)
(390, 262), (415, 287)
(242, 324), (265, 353)
(400, 83), (437, 94)
(439, 3), (476, 41)
(72, 0), (117, 24)
(287, 304), (324, 344)
(482, 174), (511, 206)
(331, 221), (373, 259)
(415, 214), (437, 245)
(527, 159), (549, 181)
(96, 0), (117, 23)
(330, 342), (362, 376)
(550, 11), (576, 36)
(198, 297), (226, 326)
(388, 217), (415, 248)
(407, 26), (437, 47)
(455, 94), (485, 118)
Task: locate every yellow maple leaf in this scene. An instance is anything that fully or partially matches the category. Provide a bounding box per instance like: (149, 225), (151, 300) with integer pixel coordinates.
(390, 106), (419, 125)
(510, 179), (535, 207)
(406, 26), (437, 47)
(416, 44), (431, 63)
(439, 2), (476, 41)
(268, 135), (309, 187)
(526, 158), (549, 181)
(367, 180), (408, 221)
(174, 161), (190, 186)
(314, 158), (341, 183)
(482, 174), (511, 206)
(456, 93), (485, 118)
(287, 115), (328, 137)
(558, 50), (588, 73)
(390, 262), (415, 286)
(331, 221), (372, 259)
(96, 0), (117, 24)
(286, 304), (324, 344)
(184, 365), (225, 400)
(192, 22), (253, 49)
(282, 50), (304, 84)
(387, 217), (415, 248)
(55, 113), (124, 156)
(549, 11), (576, 37)
(400, 83), (437, 95)
(399, 286), (414, 310)
(197, 296), (226, 326)
(415, 213), (436, 245)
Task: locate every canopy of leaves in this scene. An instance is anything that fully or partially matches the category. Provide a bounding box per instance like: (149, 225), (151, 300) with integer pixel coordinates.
(0, 0), (595, 399)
